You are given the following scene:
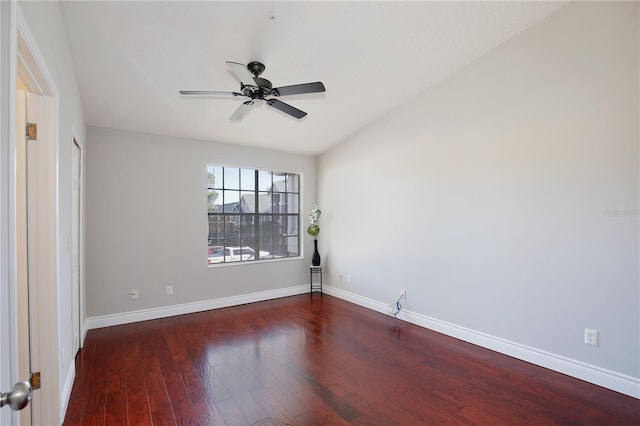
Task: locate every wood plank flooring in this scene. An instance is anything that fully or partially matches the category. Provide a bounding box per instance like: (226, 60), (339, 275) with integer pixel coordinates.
(63, 294), (640, 425)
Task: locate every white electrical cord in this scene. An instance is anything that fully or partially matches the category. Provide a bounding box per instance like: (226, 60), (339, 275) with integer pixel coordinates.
(391, 295), (403, 317)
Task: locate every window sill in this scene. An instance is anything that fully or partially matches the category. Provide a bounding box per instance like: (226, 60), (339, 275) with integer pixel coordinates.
(207, 256), (304, 268)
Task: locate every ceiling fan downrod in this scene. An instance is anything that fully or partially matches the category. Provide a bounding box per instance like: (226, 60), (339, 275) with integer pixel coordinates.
(247, 61), (266, 77)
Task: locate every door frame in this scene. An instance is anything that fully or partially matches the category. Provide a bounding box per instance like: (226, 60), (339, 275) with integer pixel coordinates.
(0, 0), (15, 423)
(16, 10), (61, 425)
(2, 2), (62, 424)
(71, 136), (83, 354)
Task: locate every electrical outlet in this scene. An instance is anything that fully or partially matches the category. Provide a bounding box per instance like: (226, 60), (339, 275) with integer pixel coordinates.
(348, 274), (352, 283)
(584, 328), (599, 346)
(166, 285), (173, 295)
(400, 290), (406, 300)
(130, 289), (139, 300)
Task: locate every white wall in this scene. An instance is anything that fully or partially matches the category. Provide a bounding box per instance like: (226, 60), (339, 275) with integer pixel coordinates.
(319, 0), (639, 393)
(85, 127), (316, 317)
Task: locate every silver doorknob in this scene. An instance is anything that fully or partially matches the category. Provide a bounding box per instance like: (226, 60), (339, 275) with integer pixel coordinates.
(0, 381), (32, 410)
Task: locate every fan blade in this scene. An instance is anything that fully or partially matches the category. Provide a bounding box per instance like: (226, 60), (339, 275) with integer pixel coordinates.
(226, 61), (257, 87)
(267, 99), (307, 119)
(179, 90), (242, 96)
(271, 82), (325, 97)
(230, 101), (254, 121)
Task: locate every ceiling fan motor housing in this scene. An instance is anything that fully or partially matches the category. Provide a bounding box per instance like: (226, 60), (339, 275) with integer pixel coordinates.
(244, 61), (274, 98)
(241, 77), (272, 98)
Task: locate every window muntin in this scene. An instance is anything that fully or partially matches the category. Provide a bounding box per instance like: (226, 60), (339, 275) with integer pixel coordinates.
(207, 165), (300, 265)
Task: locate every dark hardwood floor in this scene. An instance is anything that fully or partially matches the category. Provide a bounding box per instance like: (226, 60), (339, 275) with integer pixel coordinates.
(63, 294), (640, 425)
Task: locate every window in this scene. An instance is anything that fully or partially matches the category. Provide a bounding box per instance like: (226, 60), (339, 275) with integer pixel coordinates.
(207, 165), (300, 265)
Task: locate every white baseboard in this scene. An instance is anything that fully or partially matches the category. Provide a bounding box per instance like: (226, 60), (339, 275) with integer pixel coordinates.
(83, 284), (639, 399)
(60, 362), (75, 424)
(85, 284), (309, 330)
(323, 285), (640, 399)
(80, 324), (88, 349)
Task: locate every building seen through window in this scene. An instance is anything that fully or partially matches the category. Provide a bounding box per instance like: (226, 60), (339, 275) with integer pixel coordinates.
(207, 165), (300, 265)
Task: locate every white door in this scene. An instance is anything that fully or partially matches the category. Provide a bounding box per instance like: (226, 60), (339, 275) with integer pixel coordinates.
(16, 88), (33, 426)
(23, 90), (57, 426)
(5, 87), (52, 426)
(1, 88), (37, 426)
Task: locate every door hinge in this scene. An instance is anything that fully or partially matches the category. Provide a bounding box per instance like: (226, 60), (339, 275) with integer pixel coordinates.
(30, 372), (41, 390)
(26, 122), (37, 141)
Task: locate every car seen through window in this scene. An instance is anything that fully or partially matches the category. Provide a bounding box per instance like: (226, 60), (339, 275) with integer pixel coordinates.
(208, 246), (270, 264)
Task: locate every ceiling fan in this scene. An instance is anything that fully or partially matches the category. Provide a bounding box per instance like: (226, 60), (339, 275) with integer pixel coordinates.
(179, 61), (326, 121)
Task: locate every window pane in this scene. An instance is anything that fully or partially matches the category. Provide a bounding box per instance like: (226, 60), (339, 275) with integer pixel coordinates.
(222, 190), (240, 213)
(273, 215), (286, 236)
(258, 170), (272, 191)
(207, 165), (213, 187)
(273, 194), (282, 213)
(244, 240), (257, 257)
(208, 215), (225, 246)
(285, 193), (299, 214)
(208, 165), (223, 189)
(287, 174), (299, 193)
(224, 167), (240, 190)
(241, 247), (256, 261)
(240, 215), (255, 240)
(240, 191), (256, 213)
(272, 172), (286, 193)
(260, 237), (274, 258)
(208, 189), (222, 213)
(259, 214), (274, 237)
(207, 243), (224, 265)
(241, 168), (255, 191)
(286, 236), (299, 257)
(225, 215), (240, 245)
(287, 215), (299, 236)
(258, 192), (272, 214)
(271, 237), (288, 258)
(225, 246), (241, 263)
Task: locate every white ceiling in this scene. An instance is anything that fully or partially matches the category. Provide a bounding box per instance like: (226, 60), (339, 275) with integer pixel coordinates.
(60, 1), (566, 155)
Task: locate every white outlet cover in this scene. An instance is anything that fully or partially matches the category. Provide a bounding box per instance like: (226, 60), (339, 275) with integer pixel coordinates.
(584, 329), (599, 346)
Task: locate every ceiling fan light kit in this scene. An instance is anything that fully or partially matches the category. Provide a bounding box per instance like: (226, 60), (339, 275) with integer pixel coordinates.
(180, 61), (326, 121)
